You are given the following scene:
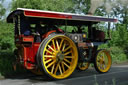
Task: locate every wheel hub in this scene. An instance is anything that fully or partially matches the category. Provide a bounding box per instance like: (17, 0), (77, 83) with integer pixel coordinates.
(56, 51), (65, 62)
(100, 57), (105, 64)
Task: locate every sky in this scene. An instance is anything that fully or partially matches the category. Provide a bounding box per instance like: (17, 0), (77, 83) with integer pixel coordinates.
(3, 0), (12, 16)
(3, 0), (12, 9)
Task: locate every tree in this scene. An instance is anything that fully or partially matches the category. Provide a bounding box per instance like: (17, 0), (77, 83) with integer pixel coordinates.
(72, 0), (90, 14)
(40, 0), (74, 12)
(11, 0), (74, 12)
(0, 0), (5, 20)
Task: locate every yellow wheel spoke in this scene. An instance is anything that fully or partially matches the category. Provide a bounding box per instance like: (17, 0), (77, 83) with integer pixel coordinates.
(100, 53), (103, 57)
(48, 45), (56, 52)
(45, 59), (52, 64)
(64, 46), (71, 52)
(56, 40), (60, 50)
(45, 49), (53, 55)
(97, 56), (101, 60)
(103, 64), (106, 69)
(97, 61), (100, 65)
(100, 61), (103, 64)
(65, 56), (73, 58)
(100, 65), (102, 69)
(62, 61), (70, 68)
(103, 64), (106, 70)
(59, 39), (64, 50)
(61, 62), (65, 72)
(47, 60), (56, 68)
(44, 55), (54, 58)
(102, 57), (104, 61)
(97, 60), (101, 67)
(54, 63), (59, 74)
(102, 53), (105, 60)
(52, 40), (56, 51)
(97, 63), (100, 68)
(102, 64), (104, 69)
(104, 55), (108, 63)
(97, 59), (100, 63)
(64, 58), (71, 64)
(62, 43), (66, 51)
(51, 64), (55, 74)
(97, 58), (102, 65)
(103, 53), (105, 58)
(64, 51), (72, 56)
(58, 64), (63, 75)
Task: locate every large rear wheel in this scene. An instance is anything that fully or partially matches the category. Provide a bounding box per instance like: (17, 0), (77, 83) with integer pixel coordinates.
(94, 49), (112, 73)
(39, 34), (78, 79)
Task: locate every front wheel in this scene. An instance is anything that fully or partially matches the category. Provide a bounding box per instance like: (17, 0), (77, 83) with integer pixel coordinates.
(39, 34), (78, 79)
(94, 49), (112, 73)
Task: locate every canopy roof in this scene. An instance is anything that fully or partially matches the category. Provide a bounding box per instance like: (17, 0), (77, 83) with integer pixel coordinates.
(7, 8), (117, 25)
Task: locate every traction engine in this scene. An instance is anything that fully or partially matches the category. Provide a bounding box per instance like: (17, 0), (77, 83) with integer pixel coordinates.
(7, 8), (117, 79)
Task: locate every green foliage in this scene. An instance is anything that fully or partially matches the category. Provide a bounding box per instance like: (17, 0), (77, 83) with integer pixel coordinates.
(115, 24), (128, 48)
(0, 50), (15, 75)
(11, 0), (74, 12)
(0, 22), (14, 50)
(40, 0), (74, 12)
(72, 0), (90, 14)
(11, 0), (42, 10)
(99, 24), (128, 63)
(110, 47), (127, 63)
(99, 44), (128, 63)
(0, 22), (16, 76)
(108, 24), (128, 54)
(0, 0), (6, 20)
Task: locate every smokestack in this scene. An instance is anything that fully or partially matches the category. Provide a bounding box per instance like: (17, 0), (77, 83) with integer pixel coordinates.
(88, 0), (104, 14)
(88, 0), (128, 15)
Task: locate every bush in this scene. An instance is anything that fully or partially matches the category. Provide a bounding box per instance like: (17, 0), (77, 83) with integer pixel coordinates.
(99, 45), (128, 64)
(0, 22), (17, 76)
(99, 43), (128, 63)
(109, 47), (127, 63)
(0, 22), (14, 50)
(0, 50), (15, 75)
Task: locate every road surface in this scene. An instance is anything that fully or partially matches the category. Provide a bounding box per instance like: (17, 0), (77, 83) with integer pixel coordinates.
(0, 65), (128, 85)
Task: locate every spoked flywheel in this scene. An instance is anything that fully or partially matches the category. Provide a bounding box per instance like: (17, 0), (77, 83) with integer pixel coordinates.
(94, 49), (112, 73)
(39, 34), (78, 79)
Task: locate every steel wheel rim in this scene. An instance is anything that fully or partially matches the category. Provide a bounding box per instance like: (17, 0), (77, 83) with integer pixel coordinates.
(42, 35), (78, 79)
(96, 50), (111, 72)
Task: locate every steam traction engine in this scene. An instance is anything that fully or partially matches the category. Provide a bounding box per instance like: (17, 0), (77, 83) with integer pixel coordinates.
(7, 8), (117, 79)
